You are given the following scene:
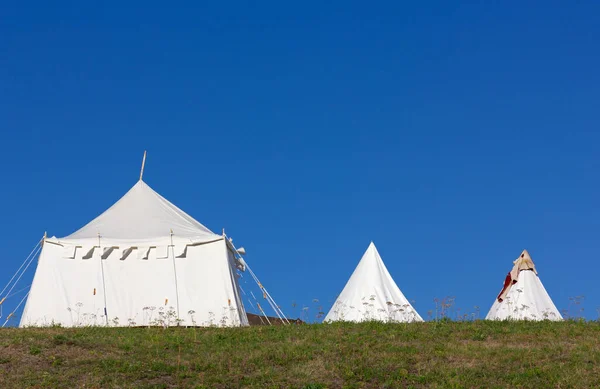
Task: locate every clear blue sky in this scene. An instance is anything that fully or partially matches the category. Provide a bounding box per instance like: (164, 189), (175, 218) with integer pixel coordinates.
(1, 2), (599, 322)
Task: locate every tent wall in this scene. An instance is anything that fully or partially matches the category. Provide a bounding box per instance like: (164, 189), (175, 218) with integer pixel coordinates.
(486, 271), (562, 321)
(101, 244), (178, 327)
(324, 243), (423, 323)
(21, 242), (107, 327)
(20, 239), (248, 327)
(225, 245), (249, 326)
(174, 240), (248, 327)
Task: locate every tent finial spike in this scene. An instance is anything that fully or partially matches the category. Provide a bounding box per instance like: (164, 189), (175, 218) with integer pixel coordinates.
(139, 150), (147, 181)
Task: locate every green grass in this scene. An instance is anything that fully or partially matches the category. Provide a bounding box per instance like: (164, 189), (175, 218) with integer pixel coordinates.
(1, 321), (599, 388)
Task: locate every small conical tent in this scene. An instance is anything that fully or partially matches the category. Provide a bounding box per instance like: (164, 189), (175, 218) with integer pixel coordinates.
(486, 250), (562, 321)
(20, 179), (250, 327)
(324, 242), (423, 323)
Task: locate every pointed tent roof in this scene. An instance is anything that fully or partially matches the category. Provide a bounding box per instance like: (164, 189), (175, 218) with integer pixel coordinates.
(486, 249), (562, 321)
(324, 242), (423, 323)
(61, 180), (219, 244)
(512, 250), (537, 274)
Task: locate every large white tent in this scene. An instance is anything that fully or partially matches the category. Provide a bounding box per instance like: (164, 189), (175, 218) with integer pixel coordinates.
(19, 177), (251, 327)
(324, 242), (423, 323)
(486, 250), (562, 321)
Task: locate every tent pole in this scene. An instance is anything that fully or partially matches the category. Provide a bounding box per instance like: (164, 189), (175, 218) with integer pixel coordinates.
(98, 233), (109, 326)
(139, 150), (147, 181)
(170, 230), (181, 324)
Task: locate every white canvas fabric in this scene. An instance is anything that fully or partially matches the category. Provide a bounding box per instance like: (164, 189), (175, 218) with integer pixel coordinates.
(324, 242), (423, 323)
(66, 180), (217, 245)
(20, 180), (249, 327)
(486, 250), (562, 321)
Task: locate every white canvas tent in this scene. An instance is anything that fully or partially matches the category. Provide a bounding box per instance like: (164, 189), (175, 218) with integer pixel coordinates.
(19, 176), (252, 327)
(486, 250), (562, 321)
(324, 242), (423, 323)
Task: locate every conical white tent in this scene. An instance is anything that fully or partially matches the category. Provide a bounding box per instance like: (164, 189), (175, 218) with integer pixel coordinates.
(324, 242), (423, 323)
(486, 250), (562, 321)
(20, 179), (250, 327)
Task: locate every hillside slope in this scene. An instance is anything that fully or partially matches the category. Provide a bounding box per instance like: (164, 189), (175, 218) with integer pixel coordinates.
(1, 321), (599, 388)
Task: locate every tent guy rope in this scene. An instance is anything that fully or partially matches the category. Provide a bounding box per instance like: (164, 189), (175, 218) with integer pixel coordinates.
(0, 237), (43, 322)
(0, 237), (42, 298)
(2, 291), (30, 327)
(225, 233), (288, 324)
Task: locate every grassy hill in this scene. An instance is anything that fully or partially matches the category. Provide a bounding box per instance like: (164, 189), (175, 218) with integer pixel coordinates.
(1, 320), (599, 388)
